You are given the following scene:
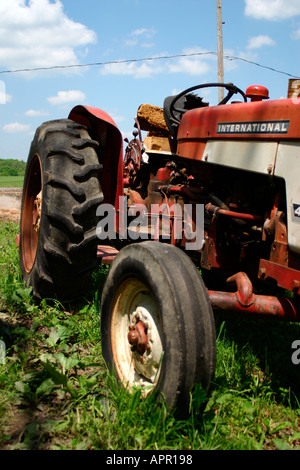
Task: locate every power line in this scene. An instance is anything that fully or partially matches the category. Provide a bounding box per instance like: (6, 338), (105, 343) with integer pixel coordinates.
(0, 51), (299, 79)
(223, 54), (300, 79)
(0, 52), (214, 74)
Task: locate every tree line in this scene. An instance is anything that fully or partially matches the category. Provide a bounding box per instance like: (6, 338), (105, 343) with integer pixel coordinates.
(0, 159), (26, 176)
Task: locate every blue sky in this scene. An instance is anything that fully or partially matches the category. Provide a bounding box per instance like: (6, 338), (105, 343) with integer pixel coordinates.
(1, 0), (300, 161)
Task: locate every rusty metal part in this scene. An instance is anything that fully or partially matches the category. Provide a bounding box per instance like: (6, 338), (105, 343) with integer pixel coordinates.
(269, 210), (288, 266)
(158, 184), (204, 201)
(227, 272), (255, 307)
(97, 245), (119, 265)
(208, 271), (300, 321)
(128, 320), (150, 355)
(260, 205), (292, 290)
(21, 153), (42, 273)
(32, 190), (42, 233)
(201, 217), (240, 271)
(205, 202), (263, 224)
(258, 259), (300, 294)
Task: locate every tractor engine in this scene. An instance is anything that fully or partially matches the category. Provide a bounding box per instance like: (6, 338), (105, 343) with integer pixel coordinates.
(124, 83), (300, 310)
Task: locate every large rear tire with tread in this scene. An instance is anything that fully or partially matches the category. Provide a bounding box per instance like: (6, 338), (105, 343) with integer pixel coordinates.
(101, 241), (216, 418)
(19, 119), (103, 301)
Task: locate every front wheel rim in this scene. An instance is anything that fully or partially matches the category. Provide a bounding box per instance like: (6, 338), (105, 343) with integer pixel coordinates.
(110, 278), (164, 395)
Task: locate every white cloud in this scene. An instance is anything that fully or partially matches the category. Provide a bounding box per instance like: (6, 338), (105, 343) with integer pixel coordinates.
(3, 122), (31, 134)
(0, 80), (12, 104)
(123, 28), (156, 48)
(167, 55), (211, 76)
(101, 48), (213, 79)
(107, 111), (125, 125)
(167, 47), (215, 76)
(0, 0), (97, 72)
(101, 60), (162, 79)
(0, 92), (12, 105)
(123, 39), (139, 47)
(247, 35), (276, 49)
(25, 109), (49, 117)
(291, 27), (300, 40)
(131, 28), (156, 38)
(47, 90), (86, 106)
(245, 0), (300, 21)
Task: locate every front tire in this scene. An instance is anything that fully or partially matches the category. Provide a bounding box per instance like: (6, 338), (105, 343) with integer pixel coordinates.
(101, 241), (216, 418)
(19, 119), (103, 301)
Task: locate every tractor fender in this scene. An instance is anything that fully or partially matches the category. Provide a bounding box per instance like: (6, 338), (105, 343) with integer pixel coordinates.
(68, 105), (124, 209)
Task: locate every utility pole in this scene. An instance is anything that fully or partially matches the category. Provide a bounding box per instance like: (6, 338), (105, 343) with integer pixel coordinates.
(216, 0), (224, 101)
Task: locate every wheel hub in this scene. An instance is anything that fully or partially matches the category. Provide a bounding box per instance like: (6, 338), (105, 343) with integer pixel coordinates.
(127, 306), (162, 386)
(110, 280), (163, 393)
(128, 320), (150, 355)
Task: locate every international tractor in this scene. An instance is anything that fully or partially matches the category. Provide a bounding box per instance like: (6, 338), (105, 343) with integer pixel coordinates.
(19, 81), (300, 417)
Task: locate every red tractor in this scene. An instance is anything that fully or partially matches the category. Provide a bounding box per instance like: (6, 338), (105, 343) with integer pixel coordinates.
(19, 82), (300, 417)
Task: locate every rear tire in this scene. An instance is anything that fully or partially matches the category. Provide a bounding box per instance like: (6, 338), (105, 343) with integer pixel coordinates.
(19, 119), (103, 301)
(101, 241), (216, 418)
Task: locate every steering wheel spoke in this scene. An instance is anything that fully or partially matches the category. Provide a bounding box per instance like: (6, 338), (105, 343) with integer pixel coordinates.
(169, 82), (246, 125)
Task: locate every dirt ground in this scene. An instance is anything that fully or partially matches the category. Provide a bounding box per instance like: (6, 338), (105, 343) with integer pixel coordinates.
(0, 209), (20, 222)
(0, 189), (21, 222)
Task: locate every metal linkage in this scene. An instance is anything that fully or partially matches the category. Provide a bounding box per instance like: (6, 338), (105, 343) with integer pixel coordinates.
(208, 271), (300, 321)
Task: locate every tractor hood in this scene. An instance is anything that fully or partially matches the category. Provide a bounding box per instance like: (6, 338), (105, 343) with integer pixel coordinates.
(177, 98), (300, 160)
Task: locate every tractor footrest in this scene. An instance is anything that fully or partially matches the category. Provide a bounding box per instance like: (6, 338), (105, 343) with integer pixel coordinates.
(97, 245), (119, 265)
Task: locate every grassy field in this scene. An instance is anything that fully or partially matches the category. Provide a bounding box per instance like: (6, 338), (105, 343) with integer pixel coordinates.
(0, 176), (24, 188)
(0, 218), (299, 451)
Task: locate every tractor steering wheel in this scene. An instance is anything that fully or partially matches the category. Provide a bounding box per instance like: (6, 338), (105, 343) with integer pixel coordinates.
(169, 82), (247, 125)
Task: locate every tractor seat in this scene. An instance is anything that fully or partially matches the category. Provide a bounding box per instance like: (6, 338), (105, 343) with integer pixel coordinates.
(164, 93), (208, 139)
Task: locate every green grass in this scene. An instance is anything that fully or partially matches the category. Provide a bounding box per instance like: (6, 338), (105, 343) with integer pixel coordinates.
(0, 176), (24, 188)
(0, 218), (299, 450)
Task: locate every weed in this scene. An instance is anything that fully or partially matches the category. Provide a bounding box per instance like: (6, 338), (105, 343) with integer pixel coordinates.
(0, 219), (299, 450)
